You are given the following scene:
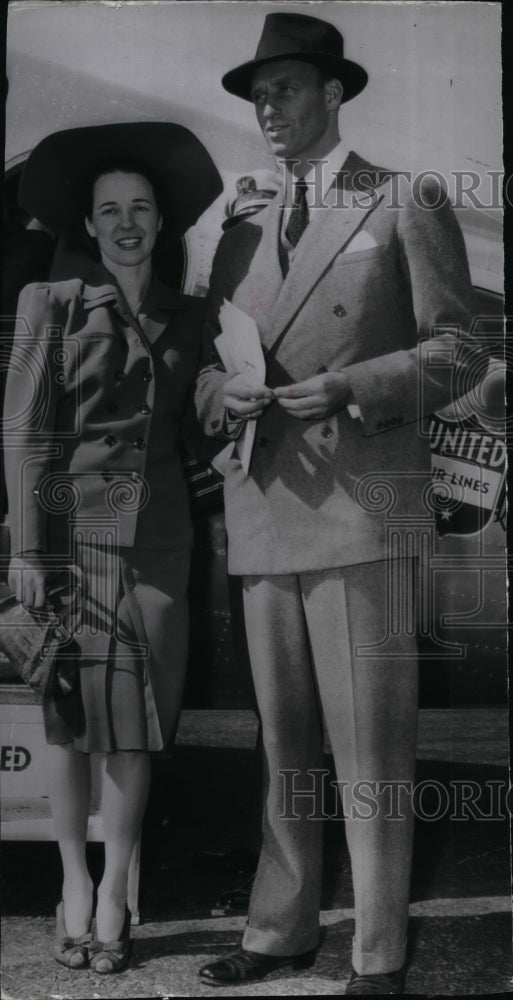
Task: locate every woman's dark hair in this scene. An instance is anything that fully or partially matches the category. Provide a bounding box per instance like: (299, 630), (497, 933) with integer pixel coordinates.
(82, 158), (166, 221)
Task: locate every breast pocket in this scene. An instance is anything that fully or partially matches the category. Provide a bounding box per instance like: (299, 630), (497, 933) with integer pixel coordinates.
(331, 244), (387, 267)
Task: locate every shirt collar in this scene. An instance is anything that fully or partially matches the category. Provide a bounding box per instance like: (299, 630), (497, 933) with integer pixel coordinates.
(81, 263), (119, 311)
(285, 139), (350, 205)
(82, 262), (185, 314)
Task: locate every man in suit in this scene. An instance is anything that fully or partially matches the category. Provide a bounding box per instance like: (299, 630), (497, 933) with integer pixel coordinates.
(195, 12), (476, 994)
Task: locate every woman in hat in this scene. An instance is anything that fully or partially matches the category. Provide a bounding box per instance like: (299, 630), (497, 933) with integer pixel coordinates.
(3, 123), (222, 973)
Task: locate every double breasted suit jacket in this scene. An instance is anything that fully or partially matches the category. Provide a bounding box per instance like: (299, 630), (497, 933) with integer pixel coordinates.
(195, 152), (476, 575)
(4, 264), (204, 557)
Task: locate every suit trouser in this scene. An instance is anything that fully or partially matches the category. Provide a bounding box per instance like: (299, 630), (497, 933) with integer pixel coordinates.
(241, 561), (418, 975)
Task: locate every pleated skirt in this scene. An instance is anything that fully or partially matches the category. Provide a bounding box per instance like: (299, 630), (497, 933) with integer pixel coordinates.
(43, 544), (190, 753)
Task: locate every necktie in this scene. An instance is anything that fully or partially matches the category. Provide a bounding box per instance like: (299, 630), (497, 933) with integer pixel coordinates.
(285, 179), (309, 247)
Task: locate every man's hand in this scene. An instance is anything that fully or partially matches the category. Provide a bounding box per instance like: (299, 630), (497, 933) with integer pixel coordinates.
(273, 372), (354, 420)
(8, 554), (48, 608)
(224, 374), (274, 421)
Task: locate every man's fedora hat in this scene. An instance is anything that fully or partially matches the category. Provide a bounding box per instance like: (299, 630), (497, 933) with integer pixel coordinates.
(222, 12), (368, 103)
(18, 122), (223, 238)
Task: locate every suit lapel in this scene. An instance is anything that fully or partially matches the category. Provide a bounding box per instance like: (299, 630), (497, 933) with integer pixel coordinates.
(263, 165), (383, 352)
(132, 281), (184, 345)
(82, 267), (185, 346)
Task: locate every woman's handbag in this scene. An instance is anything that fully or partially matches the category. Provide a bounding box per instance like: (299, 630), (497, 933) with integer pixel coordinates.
(0, 567), (85, 702)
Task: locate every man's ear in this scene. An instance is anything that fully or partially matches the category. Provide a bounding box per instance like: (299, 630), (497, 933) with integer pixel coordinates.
(84, 217), (96, 238)
(325, 78), (343, 110)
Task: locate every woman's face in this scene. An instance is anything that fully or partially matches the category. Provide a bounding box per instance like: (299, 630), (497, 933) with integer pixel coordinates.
(85, 171), (163, 270)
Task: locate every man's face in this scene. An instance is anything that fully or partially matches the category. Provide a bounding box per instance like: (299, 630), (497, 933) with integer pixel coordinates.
(250, 60), (334, 162)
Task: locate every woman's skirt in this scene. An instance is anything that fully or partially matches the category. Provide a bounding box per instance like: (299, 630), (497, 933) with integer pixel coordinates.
(43, 544), (190, 753)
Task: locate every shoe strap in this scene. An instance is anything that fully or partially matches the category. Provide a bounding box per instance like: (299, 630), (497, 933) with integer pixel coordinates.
(90, 938), (126, 955)
(62, 931), (92, 947)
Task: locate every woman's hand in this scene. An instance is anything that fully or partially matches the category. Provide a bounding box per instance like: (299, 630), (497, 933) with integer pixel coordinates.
(8, 554), (48, 608)
(223, 374), (274, 421)
(273, 372), (354, 420)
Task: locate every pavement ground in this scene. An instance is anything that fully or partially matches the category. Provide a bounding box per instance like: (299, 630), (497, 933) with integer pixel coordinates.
(1, 708), (512, 998)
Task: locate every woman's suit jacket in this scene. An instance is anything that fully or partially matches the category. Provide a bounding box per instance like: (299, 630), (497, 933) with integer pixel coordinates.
(4, 263), (204, 557)
(195, 152), (477, 575)
(3, 264), (207, 749)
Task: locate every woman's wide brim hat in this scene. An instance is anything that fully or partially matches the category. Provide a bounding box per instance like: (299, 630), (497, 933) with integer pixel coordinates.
(222, 12), (368, 104)
(17, 122), (223, 238)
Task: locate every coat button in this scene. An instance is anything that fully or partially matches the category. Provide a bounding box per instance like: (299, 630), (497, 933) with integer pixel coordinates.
(333, 304), (346, 317)
(104, 434), (117, 446)
(139, 404), (151, 415)
(131, 438), (146, 450)
(143, 371), (153, 382)
(115, 371), (126, 381)
(321, 425), (333, 439)
(258, 436), (271, 447)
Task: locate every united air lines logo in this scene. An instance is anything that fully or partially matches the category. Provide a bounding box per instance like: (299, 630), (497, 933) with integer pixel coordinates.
(430, 415), (506, 536)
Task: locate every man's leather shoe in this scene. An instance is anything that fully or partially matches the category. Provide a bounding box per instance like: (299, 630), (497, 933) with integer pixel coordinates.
(199, 947), (314, 985)
(345, 966), (406, 994)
